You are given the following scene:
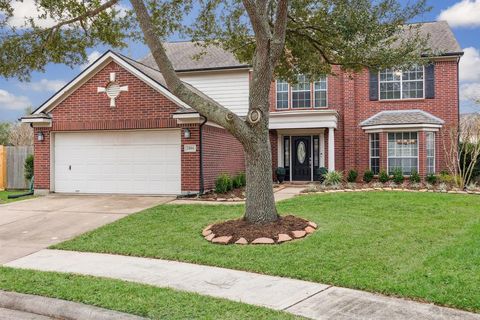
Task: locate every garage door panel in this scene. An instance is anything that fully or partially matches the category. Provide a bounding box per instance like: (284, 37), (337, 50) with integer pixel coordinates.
(54, 130), (181, 195)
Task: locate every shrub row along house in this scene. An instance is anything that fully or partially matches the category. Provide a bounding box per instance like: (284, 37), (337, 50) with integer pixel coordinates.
(22, 21), (462, 195)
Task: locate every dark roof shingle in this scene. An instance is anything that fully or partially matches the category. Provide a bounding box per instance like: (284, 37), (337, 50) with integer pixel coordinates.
(360, 110), (445, 127)
(141, 21), (461, 72)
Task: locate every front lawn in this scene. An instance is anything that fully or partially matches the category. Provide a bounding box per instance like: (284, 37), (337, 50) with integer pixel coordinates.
(0, 190), (33, 204)
(54, 192), (480, 312)
(0, 267), (297, 319)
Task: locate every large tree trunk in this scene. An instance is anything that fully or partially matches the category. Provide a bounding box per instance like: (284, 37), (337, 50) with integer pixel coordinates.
(244, 133), (278, 223)
(130, 0), (288, 225)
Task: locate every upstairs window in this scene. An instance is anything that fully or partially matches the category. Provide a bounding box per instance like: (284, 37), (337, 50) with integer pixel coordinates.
(379, 65), (424, 100)
(291, 75), (311, 108)
(275, 75), (328, 109)
(314, 78), (327, 108)
(276, 80), (289, 109)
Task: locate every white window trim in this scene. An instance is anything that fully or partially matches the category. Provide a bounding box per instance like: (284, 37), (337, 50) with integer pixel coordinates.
(386, 132), (419, 175)
(291, 76), (312, 109)
(313, 77), (328, 109)
(378, 66), (425, 101)
(274, 76), (329, 110)
(426, 131), (436, 174)
(369, 133), (380, 174)
(275, 79), (289, 110)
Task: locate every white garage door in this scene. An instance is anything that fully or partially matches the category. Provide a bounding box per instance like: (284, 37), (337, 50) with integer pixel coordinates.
(54, 130), (181, 195)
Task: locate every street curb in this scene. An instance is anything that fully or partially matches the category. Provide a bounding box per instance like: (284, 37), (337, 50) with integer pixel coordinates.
(0, 290), (146, 320)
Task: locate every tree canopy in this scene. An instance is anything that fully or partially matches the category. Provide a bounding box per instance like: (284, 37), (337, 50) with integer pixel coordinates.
(0, 0), (430, 82)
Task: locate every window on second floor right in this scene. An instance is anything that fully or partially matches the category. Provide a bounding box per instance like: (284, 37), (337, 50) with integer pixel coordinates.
(379, 65), (424, 100)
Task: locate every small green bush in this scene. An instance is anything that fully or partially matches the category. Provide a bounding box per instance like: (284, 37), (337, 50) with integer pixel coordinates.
(426, 173), (437, 185)
(315, 167), (328, 183)
(363, 170), (374, 183)
(324, 170), (343, 186)
(347, 169), (358, 183)
(392, 168), (405, 184)
(232, 172), (246, 188)
(215, 173), (233, 194)
(24, 154), (34, 181)
(410, 169), (421, 183)
(378, 170), (389, 183)
(439, 171), (454, 184)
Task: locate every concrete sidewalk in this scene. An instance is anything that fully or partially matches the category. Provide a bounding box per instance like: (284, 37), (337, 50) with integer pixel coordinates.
(6, 249), (480, 320)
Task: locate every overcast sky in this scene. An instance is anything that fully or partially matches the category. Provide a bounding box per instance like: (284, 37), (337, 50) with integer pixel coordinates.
(0, 0), (479, 122)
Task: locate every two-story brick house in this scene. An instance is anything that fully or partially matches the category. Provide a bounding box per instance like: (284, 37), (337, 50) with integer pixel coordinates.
(22, 21), (462, 195)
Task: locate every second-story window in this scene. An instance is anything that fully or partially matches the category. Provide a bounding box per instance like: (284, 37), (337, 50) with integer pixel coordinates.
(314, 78), (327, 108)
(379, 65), (424, 100)
(291, 75), (311, 108)
(275, 75), (328, 109)
(276, 80), (289, 109)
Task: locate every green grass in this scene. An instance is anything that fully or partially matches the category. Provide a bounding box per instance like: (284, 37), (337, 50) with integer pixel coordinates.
(0, 267), (297, 319)
(54, 192), (480, 312)
(0, 190), (33, 204)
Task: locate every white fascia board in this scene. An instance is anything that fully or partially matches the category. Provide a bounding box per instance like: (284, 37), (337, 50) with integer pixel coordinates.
(21, 118), (52, 127)
(172, 113), (223, 128)
(269, 110), (338, 129)
(363, 123), (442, 133)
(34, 51), (191, 115)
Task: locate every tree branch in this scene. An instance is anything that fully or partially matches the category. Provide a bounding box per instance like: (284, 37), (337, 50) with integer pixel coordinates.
(129, 0), (250, 141)
(42, 0), (120, 32)
(270, 0), (288, 66)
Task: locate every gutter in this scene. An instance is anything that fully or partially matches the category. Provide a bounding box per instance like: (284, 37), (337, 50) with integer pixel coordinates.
(199, 115), (208, 194)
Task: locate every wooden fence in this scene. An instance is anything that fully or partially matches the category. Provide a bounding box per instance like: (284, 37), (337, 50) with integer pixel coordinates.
(0, 146), (34, 190)
(0, 146), (6, 190)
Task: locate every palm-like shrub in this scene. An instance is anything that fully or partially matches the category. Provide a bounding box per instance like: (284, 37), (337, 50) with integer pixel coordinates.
(323, 170), (343, 186)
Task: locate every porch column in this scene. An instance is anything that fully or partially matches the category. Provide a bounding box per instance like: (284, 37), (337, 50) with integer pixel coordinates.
(328, 127), (335, 172)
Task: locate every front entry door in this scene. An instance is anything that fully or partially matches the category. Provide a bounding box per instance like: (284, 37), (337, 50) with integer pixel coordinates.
(292, 136), (311, 181)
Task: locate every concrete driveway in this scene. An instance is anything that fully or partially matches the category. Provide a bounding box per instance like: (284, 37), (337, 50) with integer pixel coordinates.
(0, 195), (173, 264)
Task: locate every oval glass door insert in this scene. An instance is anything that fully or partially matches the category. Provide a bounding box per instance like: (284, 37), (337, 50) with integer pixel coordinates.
(297, 141), (306, 164)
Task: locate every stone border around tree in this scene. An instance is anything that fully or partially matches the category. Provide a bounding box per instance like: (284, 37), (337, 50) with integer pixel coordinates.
(202, 221), (318, 245)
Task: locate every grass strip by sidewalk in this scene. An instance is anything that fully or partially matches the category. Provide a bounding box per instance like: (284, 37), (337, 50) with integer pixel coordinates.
(0, 267), (299, 320)
(54, 192), (480, 313)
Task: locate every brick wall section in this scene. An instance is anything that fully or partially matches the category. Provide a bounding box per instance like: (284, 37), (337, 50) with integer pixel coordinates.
(202, 125), (245, 191)
(269, 60), (459, 178)
(34, 61), (198, 192)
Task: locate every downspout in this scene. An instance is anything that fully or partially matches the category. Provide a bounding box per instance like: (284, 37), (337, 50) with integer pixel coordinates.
(199, 116), (208, 195)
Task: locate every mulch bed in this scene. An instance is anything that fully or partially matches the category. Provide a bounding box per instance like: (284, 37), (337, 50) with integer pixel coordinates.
(206, 215), (314, 244)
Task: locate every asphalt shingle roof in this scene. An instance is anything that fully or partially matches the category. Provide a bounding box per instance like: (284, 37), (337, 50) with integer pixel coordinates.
(360, 110), (445, 127)
(141, 21), (461, 72)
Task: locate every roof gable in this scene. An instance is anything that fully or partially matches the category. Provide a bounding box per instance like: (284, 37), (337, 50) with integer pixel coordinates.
(32, 51), (190, 115)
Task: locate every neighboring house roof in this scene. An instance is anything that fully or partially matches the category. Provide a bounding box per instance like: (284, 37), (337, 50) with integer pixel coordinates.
(360, 110), (445, 127)
(141, 41), (250, 72)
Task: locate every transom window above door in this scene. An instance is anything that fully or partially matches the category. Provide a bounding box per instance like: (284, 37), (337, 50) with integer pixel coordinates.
(276, 75), (327, 109)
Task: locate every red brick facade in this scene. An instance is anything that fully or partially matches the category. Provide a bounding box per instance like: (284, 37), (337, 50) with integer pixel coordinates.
(202, 125), (245, 190)
(269, 60), (459, 179)
(33, 61), (245, 193)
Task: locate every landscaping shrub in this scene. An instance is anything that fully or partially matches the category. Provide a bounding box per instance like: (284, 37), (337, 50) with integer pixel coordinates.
(315, 167), (328, 183)
(363, 169), (374, 183)
(24, 154), (34, 181)
(215, 173), (233, 194)
(392, 168), (405, 184)
(426, 173), (437, 185)
(410, 170), (421, 183)
(323, 170), (343, 186)
(439, 170), (455, 184)
(378, 170), (389, 183)
(232, 172), (246, 188)
(347, 169), (358, 183)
